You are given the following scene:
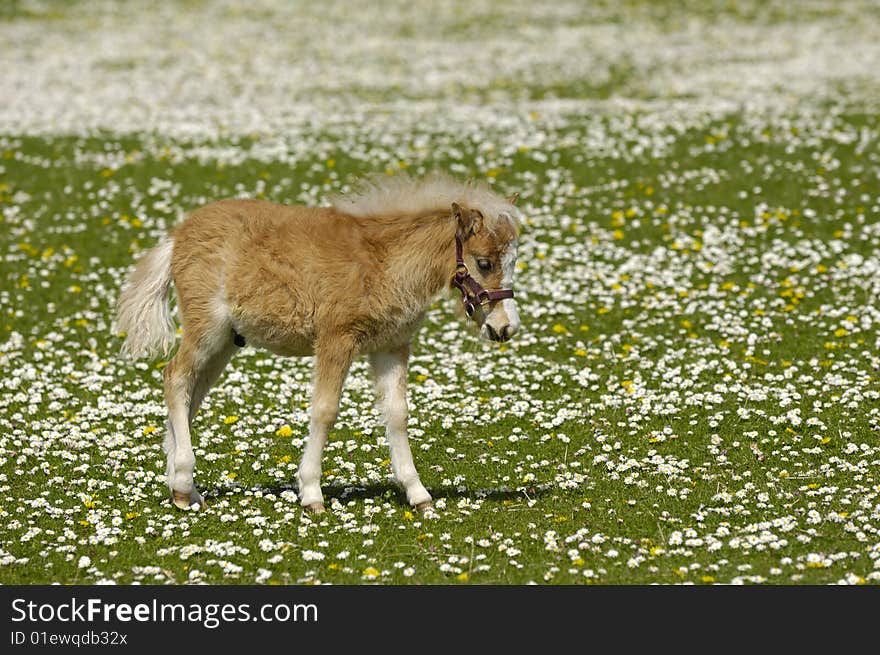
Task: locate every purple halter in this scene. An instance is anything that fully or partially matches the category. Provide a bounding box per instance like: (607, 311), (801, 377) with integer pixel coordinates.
(451, 236), (514, 318)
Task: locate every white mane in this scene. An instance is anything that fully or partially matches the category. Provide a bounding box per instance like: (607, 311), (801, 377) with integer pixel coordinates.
(330, 173), (520, 229)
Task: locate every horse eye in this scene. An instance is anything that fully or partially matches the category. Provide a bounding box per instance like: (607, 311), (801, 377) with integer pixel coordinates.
(476, 258), (493, 272)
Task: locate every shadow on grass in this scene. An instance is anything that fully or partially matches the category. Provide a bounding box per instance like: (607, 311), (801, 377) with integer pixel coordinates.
(202, 480), (551, 505)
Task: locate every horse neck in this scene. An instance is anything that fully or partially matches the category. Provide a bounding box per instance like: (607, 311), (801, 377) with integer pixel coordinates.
(379, 211), (457, 307)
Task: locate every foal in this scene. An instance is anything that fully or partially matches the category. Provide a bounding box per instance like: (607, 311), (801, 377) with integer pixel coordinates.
(116, 174), (521, 513)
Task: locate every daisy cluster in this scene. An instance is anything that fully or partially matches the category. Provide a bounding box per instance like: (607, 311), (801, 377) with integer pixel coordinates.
(0, 0), (878, 584)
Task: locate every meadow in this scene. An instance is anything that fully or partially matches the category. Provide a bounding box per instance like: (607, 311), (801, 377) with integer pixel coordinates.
(1, 0), (879, 584)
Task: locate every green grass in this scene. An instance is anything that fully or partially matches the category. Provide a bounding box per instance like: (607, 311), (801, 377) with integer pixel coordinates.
(2, 109), (878, 585)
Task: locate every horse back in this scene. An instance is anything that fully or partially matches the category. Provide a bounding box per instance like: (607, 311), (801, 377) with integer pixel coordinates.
(171, 198), (383, 354)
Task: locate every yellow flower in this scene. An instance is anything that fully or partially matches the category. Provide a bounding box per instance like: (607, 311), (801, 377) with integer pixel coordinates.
(223, 415), (239, 425)
(275, 425), (293, 437)
(363, 567), (380, 577)
(552, 323), (568, 334)
(456, 572), (470, 582)
(834, 328), (848, 337)
(612, 229), (624, 240)
(143, 425), (157, 435)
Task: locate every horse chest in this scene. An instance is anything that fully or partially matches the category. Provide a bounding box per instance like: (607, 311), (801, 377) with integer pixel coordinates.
(357, 308), (426, 353)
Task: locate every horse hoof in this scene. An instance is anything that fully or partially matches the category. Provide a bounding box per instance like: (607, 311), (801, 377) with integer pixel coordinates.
(415, 501), (434, 513)
(304, 502), (325, 514)
(172, 490), (205, 510)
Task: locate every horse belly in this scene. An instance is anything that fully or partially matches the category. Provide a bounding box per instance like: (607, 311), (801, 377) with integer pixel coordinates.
(245, 330), (315, 357)
(226, 266), (317, 356)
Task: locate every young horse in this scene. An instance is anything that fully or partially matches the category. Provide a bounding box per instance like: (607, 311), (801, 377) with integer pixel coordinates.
(115, 174), (521, 513)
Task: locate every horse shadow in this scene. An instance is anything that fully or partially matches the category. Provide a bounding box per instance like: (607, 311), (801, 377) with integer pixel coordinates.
(202, 480), (550, 506)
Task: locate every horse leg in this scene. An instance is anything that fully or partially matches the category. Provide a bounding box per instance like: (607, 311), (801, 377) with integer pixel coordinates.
(297, 338), (355, 513)
(163, 333), (202, 509)
(370, 346), (433, 510)
(164, 324), (234, 510)
(188, 341), (237, 424)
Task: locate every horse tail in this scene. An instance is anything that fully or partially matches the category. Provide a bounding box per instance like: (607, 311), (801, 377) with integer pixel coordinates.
(115, 235), (177, 359)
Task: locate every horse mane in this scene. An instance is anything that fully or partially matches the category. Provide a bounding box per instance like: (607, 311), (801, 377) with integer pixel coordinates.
(330, 172), (520, 231)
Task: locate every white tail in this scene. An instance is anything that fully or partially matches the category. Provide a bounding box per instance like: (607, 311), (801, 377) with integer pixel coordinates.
(115, 236), (176, 358)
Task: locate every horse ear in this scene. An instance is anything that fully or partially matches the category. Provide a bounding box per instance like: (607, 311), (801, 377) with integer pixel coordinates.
(451, 202), (463, 221)
(506, 192), (519, 206)
(452, 203), (483, 239)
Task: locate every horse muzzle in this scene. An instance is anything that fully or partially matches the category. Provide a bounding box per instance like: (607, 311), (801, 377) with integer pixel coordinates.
(481, 322), (518, 342)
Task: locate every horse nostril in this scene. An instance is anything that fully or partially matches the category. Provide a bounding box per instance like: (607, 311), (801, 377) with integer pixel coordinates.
(485, 324), (499, 341)
(500, 325), (510, 341)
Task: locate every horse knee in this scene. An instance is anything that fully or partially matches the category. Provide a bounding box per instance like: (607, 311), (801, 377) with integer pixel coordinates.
(164, 357), (194, 396)
(311, 399), (339, 428)
(386, 406), (408, 433)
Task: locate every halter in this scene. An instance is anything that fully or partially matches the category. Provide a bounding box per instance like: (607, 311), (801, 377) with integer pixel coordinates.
(452, 236), (515, 318)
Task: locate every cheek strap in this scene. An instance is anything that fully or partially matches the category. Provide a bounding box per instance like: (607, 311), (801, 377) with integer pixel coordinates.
(451, 236), (515, 318)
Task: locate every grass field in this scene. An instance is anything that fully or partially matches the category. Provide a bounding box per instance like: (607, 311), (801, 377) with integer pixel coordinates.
(1, 0), (879, 584)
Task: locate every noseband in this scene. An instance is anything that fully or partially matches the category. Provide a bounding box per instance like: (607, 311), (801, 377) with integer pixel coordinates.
(452, 236), (515, 318)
